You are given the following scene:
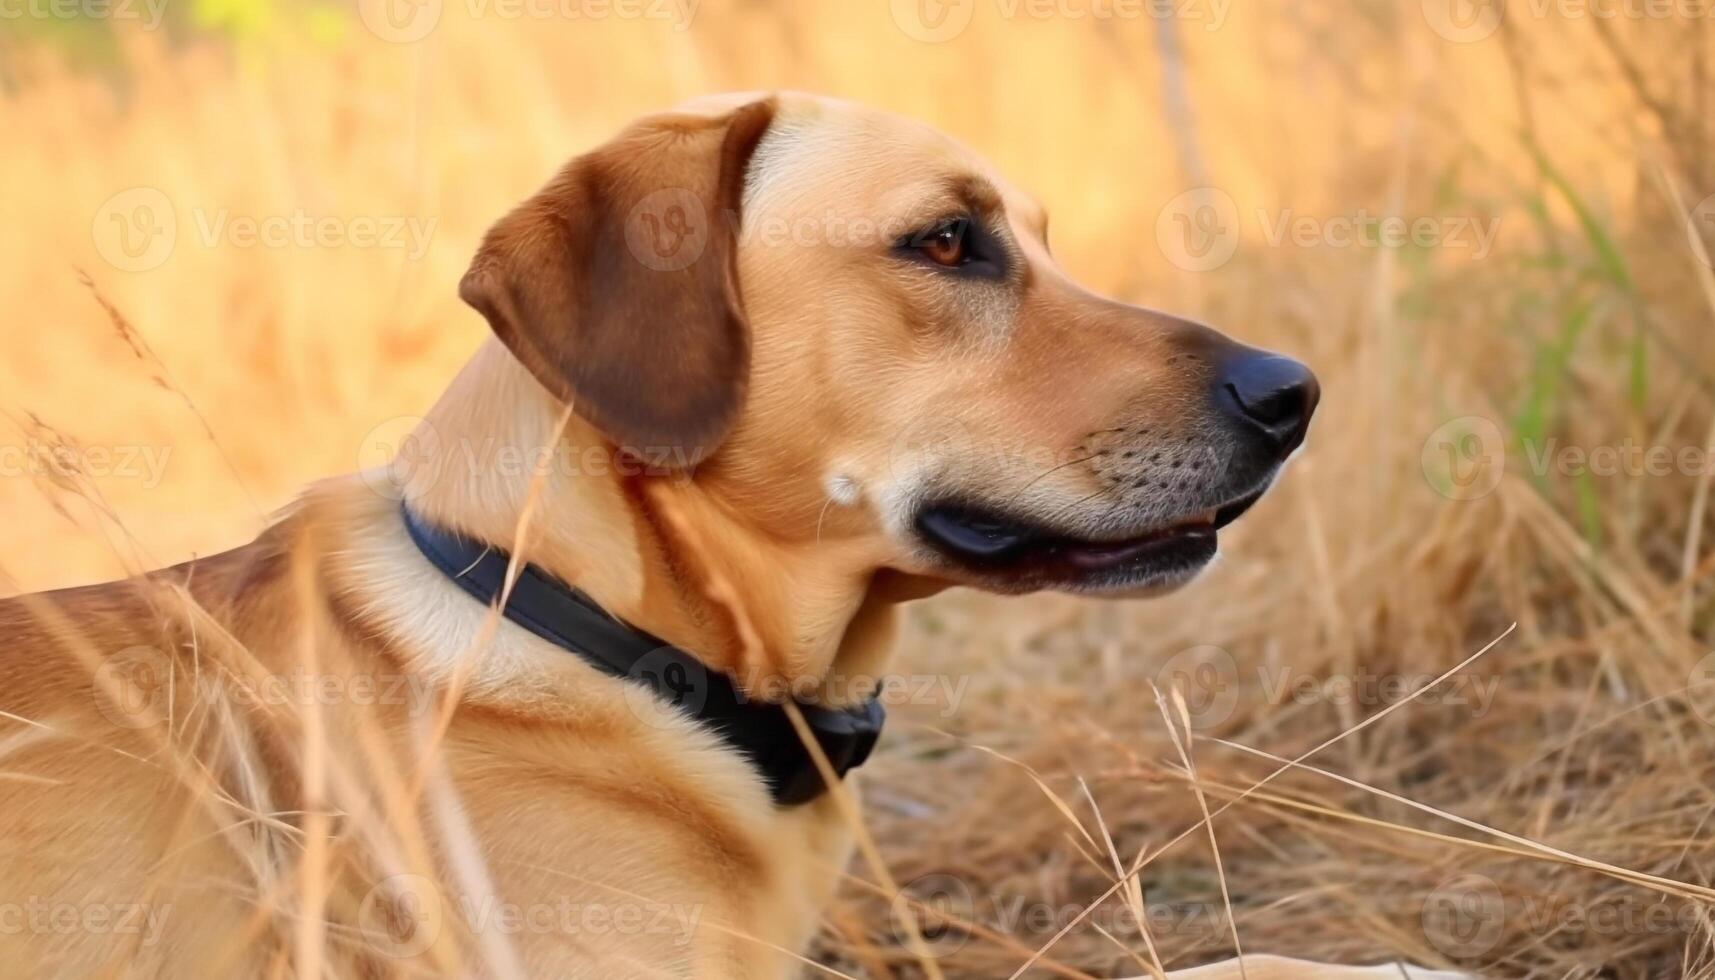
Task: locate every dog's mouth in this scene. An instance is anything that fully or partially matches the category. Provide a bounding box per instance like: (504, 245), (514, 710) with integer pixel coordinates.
(912, 486), (1269, 592)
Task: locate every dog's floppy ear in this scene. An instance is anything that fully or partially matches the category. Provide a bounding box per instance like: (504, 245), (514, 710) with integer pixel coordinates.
(459, 97), (777, 468)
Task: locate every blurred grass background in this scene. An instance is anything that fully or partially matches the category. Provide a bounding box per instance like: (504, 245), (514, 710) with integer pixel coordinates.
(3, 2), (1715, 976)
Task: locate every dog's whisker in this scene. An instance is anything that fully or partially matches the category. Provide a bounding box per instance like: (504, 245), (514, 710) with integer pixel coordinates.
(814, 494), (837, 545)
(1009, 453), (1098, 504)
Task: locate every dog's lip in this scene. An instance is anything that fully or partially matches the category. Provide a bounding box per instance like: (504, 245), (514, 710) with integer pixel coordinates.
(913, 482), (1274, 581)
(1213, 484), (1269, 530)
(914, 503), (1218, 575)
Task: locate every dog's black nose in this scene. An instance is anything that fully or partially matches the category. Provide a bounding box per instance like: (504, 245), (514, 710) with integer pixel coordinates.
(1218, 354), (1319, 454)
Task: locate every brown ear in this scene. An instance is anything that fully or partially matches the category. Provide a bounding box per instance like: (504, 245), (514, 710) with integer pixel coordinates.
(459, 97), (777, 468)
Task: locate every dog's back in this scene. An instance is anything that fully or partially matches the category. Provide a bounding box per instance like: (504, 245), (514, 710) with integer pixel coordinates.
(0, 531), (301, 975)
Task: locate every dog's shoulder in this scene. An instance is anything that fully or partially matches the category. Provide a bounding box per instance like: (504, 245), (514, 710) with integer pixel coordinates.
(0, 517), (305, 688)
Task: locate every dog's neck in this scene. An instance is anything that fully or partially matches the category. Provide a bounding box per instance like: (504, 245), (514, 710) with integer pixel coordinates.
(395, 340), (900, 704)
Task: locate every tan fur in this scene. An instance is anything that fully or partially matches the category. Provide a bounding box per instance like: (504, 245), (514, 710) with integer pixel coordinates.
(0, 93), (1462, 979)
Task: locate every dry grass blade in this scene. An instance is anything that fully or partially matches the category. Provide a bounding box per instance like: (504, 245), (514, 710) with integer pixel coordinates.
(835, 871), (1104, 980)
(1079, 777), (1165, 980)
(782, 702), (948, 980)
(921, 726), (1102, 855)
(1004, 624), (1517, 976)
(1154, 685), (1245, 980)
(1210, 739), (1715, 905)
(73, 270), (266, 522)
(1646, 161), (1715, 635)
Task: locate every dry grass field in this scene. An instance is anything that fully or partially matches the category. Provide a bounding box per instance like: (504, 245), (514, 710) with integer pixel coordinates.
(4, 2), (1715, 977)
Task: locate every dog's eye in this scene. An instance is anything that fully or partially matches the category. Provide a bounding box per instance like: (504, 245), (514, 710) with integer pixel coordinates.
(919, 220), (969, 267)
(894, 216), (1007, 280)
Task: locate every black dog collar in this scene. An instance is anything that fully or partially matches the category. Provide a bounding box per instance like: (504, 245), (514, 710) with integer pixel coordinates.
(400, 504), (884, 806)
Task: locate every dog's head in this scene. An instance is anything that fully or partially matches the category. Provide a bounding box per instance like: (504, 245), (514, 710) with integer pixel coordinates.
(461, 93), (1317, 598)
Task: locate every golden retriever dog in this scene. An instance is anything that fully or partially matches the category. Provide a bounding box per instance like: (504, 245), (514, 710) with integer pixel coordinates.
(0, 93), (1467, 979)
